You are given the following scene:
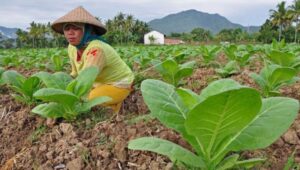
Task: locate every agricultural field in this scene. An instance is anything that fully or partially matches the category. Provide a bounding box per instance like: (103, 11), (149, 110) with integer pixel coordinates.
(1, 41), (300, 169)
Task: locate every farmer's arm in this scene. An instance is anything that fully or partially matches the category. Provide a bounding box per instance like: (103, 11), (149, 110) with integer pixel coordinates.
(83, 47), (106, 72)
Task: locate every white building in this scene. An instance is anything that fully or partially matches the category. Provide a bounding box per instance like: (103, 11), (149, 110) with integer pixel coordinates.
(144, 31), (164, 45)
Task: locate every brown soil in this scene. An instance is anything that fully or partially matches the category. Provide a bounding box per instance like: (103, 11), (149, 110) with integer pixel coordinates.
(1, 60), (300, 170)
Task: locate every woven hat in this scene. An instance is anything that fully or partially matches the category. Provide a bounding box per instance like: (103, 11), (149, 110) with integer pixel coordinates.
(51, 6), (107, 35)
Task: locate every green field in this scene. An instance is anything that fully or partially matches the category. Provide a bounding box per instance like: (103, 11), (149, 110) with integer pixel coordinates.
(1, 41), (300, 169)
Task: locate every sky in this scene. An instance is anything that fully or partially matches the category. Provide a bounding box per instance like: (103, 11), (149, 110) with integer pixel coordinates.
(0, 0), (294, 30)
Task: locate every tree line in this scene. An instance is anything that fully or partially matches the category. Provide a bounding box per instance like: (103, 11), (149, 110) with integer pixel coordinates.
(0, 13), (150, 49)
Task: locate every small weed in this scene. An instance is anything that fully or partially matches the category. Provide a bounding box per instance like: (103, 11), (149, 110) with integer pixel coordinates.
(28, 125), (47, 143)
(76, 107), (108, 129)
(126, 114), (154, 125)
(79, 148), (90, 165)
(97, 132), (108, 145)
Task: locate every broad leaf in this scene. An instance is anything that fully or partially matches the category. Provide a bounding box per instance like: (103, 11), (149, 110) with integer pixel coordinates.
(53, 72), (73, 88)
(78, 96), (111, 112)
(250, 73), (266, 89)
(128, 137), (204, 168)
(142, 79), (188, 131)
(73, 67), (99, 97)
(229, 97), (299, 151)
(199, 79), (242, 102)
(269, 67), (296, 87)
(32, 102), (65, 118)
(141, 79), (201, 153)
(35, 71), (72, 89)
(23, 76), (41, 97)
(267, 50), (295, 67)
(185, 88), (261, 155)
(66, 79), (77, 93)
(34, 88), (79, 106)
(175, 67), (193, 85)
(176, 88), (200, 110)
(2, 70), (25, 88)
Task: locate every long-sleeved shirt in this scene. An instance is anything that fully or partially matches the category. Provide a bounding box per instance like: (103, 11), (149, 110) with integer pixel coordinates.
(68, 40), (134, 88)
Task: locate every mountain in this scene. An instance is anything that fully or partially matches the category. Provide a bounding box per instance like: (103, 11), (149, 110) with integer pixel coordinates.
(148, 9), (260, 35)
(0, 26), (18, 39)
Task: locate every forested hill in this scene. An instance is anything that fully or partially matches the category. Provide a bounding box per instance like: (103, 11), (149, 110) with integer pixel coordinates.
(148, 9), (260, 35)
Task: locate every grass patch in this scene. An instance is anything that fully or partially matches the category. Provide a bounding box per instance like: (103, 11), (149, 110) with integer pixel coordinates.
(28, 125), (47, 143)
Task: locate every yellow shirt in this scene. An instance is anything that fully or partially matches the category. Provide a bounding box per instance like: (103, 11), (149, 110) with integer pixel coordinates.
(68, 40), (134, 88)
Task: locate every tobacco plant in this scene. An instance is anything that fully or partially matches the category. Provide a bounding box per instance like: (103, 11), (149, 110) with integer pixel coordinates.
(2, 70), (41, 105)
(215, 61), (240, 78)
(223, 44), (252, 67)
(128, 79), (299, 169)
(155, 58), (195, 87)
(266, 50), (300, 71)
(32, 67), (111, 120)
(198, 45), (221, 65)
(250, 64), (300, 97)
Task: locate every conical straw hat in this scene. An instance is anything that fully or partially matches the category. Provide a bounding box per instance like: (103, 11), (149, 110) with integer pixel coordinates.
(51, 6), (107, 35)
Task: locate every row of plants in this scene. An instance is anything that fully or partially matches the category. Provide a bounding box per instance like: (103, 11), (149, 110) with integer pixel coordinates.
(1, 40), (300, 169)
(124, 41), (300, 169)
(1, 67), (110, 120)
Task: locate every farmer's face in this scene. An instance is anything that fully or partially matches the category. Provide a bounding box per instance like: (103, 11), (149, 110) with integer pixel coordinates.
(63, 24), (84, 46)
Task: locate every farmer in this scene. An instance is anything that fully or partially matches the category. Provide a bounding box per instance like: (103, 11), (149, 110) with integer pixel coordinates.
(51, 6), (134, 114)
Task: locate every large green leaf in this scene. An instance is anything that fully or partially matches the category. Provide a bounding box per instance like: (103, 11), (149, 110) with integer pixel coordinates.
(51, 55), (63, 71)
(78, 96), (111, 113)
(34, 71), (72, 89)
(2, 70), (25, 88)
(269, 67), (297, 87)
(228, 97), (299, 151)
(66, 79), (77, 93)
(185, 88), (261, 155)
(176, 88), (200, 110)
(180, 60), (196, 69)
(155, 59), (178, 84)
(142, 79), (188, 132)
(128, 137), (204, 168)
(250, 73), (266, 90)
(161, 59), (178, 75)
(141, 79), (201, 153)
(175, 67), (193, 85)
(267, 50), (295, 67)
(53, 72), (73, 88)
(34, 88), (79, 106)
(73, 67), (99, 97)
(23, 76), (41, 97)
(32, 102), (65, 118)
(199, 79), (242, 102)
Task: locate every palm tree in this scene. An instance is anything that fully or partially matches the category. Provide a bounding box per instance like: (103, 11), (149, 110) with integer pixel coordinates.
(105, 13), (149, 44)
(270, 1), (289, 41)
(28, 21), (40, 48)
(16, 29), (29, 48)
(125, 15), (134, 43)
(288, 0), (300, 43)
